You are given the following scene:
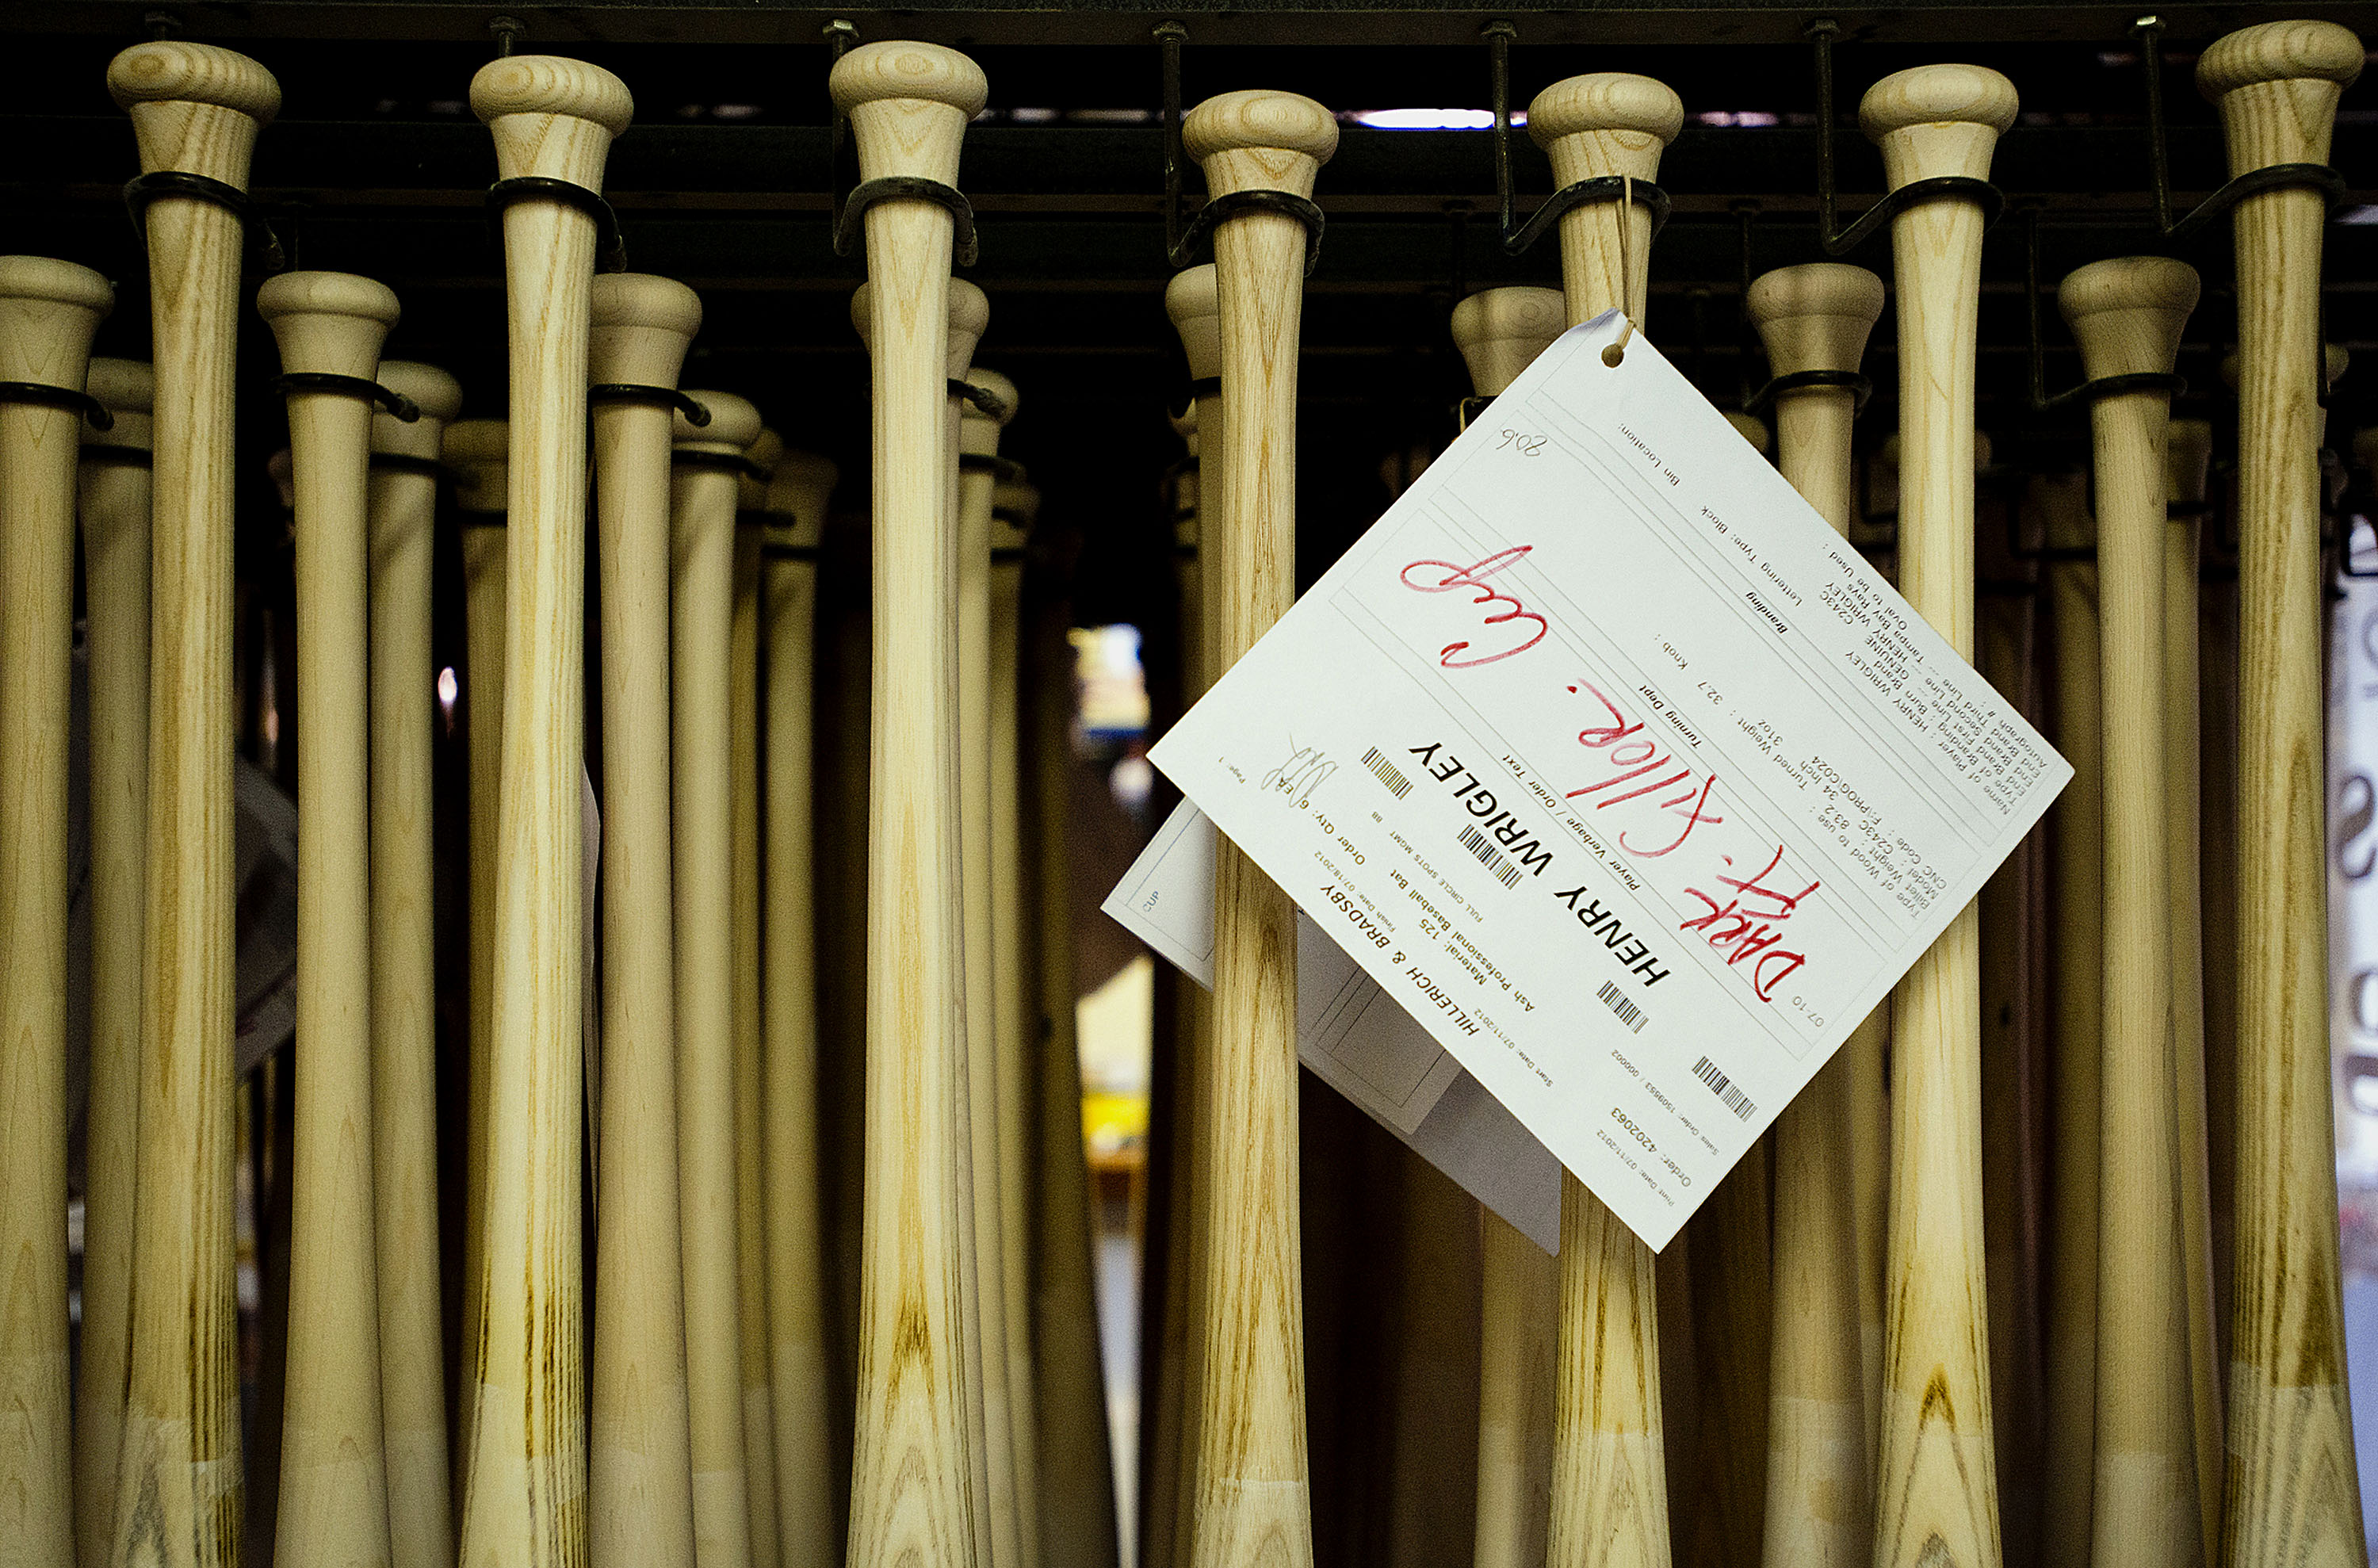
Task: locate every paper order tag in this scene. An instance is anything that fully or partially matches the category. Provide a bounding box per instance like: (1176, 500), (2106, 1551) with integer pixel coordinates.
(1104, 798), (1563, 1251)
(1149, 313), (2069, 1249)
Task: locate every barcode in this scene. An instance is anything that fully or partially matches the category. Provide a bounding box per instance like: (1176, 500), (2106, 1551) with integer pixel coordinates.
(1596, 980), (1646, 1034)
(1362, 746), (1413, 798)
(1692, 1054), (1757, 1121)
(1456, 824), (1524, 889)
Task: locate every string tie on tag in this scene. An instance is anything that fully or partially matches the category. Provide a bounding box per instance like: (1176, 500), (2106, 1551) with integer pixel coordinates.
(1604, 174), (1638, 368)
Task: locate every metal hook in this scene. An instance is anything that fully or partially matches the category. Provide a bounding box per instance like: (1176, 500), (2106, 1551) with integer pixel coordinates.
(2022, 204), (2187, 413)
(1158, 21), (1189, 261)
(488, 15), (523, 57)
(1808, 18), (2005, 256)
(2134, 16), (2347, 246)
(1156, 21), (1325, 274)
(1483, 20), (1670, 258)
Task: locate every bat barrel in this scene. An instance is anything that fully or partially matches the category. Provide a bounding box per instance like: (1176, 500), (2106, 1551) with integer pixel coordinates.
(0, 253), (112, 1568)
(2199, 18), (2369, 1561)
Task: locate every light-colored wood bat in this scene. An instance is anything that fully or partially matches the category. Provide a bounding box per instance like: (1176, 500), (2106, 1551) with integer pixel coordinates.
(1523, 68), (1681, 1568)
(0, 253), (112, 1568)
(1181, 85), (1337, 1568)
(383, 365), (472, 1532)
(104, 41), (277, 1566)
(962, 365), (1047, 1568)
(258, 266), (404, 1566)
(2037, 466), (2102, 1568)
(1743, 260), (1885, 1568)
(365, 357), (464, 1568)
(74, 354), (154, 1568)
(443, 413), (509, 1475)
(760, 448), (841, 1566)
(732, 426), (783, 1568)
(1150, 261), (1224, 1568)
(1445, 282), (1565, 1568)
(830, 40), (992, 1568)
(2198, 21), (2370, 1560)
(2057, 254), (2204, 1565)
(1001, 472), (1120, 1568)
(2160, 415), (2223, 1560)
(1724, 410), (1773, 454)
(1859, 63), (2017, 1567)
(586, 272), (702, 1568)
(672, 385), (767, 1568)
(461, 52), (633, 1564)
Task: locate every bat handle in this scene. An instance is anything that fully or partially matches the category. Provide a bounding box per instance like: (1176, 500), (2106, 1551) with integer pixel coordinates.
(1449, 285), (1566, 400)
(1746, 262), (1886, 534)
(1526, 73), (1681, 326)
(2197, 21), (2361, 170)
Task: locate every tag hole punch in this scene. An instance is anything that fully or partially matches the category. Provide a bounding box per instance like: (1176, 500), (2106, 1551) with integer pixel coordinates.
(1602, 342), (1626, 368)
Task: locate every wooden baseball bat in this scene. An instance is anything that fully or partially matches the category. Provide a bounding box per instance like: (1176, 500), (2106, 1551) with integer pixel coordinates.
(2199, 21), (2369, 1559)
(2160, 415), (2223, 1556)
(2036, 466), (2102, 1568)
(74, 355), (154, 1568)
(760, 448), (841, 1566)
(1149, 261), (1224, 1568)
(367, 357), (465, 1568)
(1523, 69), (1682, 1568)
(962, 365), (1048, 1568)
(1859, 63), (2017, 1566)
(1742, 261), (1886, 1568)
(444, 413), (508, 1476)
(1181, 86), (1336, 1568)
(258, 266), (405, 1565)
(2057, 254), (2204, 1565)
(104, 41), (277, 1565)
(1443, 283), (1565, 1568)
(0, 253), (112, 1568)
(732, 426), (783, 1568)
(461, 53), (633, 1563)
(585, 272), (702, 1568)
(1002, 472), (1118, 1568)
(830, 40), (992, 1568)
(671, 386), (767, 1568)
(1724, 411), (1773, 454)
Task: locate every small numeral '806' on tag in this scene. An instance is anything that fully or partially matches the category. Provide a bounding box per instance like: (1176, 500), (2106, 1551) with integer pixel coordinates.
(1496, 428), (1546, 457)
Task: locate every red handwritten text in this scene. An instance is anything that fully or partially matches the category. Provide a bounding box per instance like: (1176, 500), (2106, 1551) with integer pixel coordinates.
(1398, 546), (1550, 667)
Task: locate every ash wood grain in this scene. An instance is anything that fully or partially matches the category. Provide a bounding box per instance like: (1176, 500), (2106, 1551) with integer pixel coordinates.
(260, 266), (404, 1568)
(104, 43), (277, 1566)
(75, 356), (154, 1568)
(760, 451), (840, 1566)
(1745, 261), (1885, 1568)
(831, 41), (991, 1568)
(1524, 70), (1682, 1568)
(0, 254), (112, 1568)
(2037, 470), (2103, 1568)
(2059, 254), (2205, 1568)
(672, 388), (766, 1568)
(587, 273), (701, 1568)
(460, 54), (633, 1566)
(369, 358), (464, 1568)
(1182, 85), (1337, 1568)
(1859, 63), (2017, 1568)
(2200, 22), (2370, 1563)
(2161, 416), (2223, 1562)
(1447, 284), (1565, 1568)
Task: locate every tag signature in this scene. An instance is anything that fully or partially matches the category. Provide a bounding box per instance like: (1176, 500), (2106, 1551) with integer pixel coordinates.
(1260, 740), (1337, 808)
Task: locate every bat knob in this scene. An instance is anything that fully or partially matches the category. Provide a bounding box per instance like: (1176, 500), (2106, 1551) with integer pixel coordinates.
(1165, 265), (1223, 384)
(830, 41), (988, 187)
(1746, 263), (1886, 381)
(108, 40), (280, 122)
(947, 278), (990, 379)
(2169, 419), (2215, 509)
(589, 272), (702, 392)
(1184, 90), (1337, 201)
(257, 270), (400, 381)
(1725, 412), (1773, 456)
(83, 358), (155, 456)
(1449, 285), (1566, 398)
(1526, 73), (1682, 190)
(2058, 256), (2199, 383)
(675, 389), (762, 454)
(0, 256), (114, 389)
(373, 362), (463, 463)
(741, 426), (785, 509)
(1859, 64), (2018, 187)
(443, 419), (510, 513)
(765, 450), (839, 550)
(471, 55), (633, 185)
(2200, 20), (2362, 98)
